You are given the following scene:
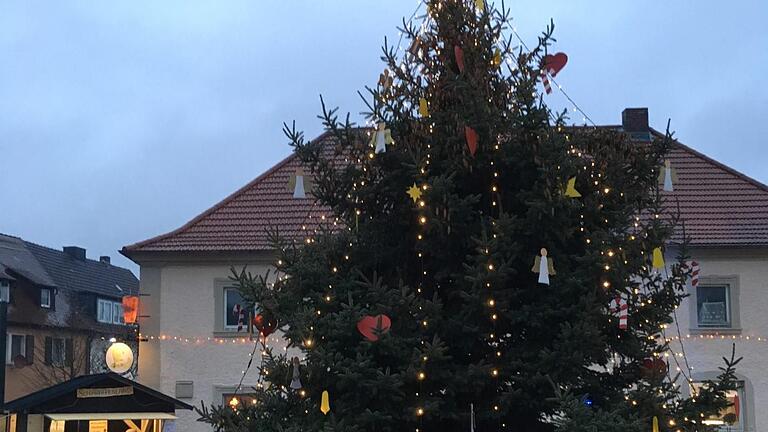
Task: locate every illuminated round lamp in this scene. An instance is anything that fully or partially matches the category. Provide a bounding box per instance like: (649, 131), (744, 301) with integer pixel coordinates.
(105, 341), (134, 374)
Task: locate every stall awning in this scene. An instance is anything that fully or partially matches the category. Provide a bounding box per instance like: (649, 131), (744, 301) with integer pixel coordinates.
(46, 413), (177, 421)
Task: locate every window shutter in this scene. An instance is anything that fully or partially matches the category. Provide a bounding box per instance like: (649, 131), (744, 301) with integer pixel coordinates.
(44, 337), (52, 365)
(65, 338), (73, 367)
(25, 335), (34, 365)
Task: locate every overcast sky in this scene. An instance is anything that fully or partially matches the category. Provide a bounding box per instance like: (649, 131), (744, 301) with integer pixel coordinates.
(1, 1), (766, 273)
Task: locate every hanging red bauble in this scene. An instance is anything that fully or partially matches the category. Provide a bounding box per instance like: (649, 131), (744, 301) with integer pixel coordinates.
(454, 45), (465, 73)
(357, 314), (392, 342)
(465, 126), (478, 156)
(253, 313), (278, 337)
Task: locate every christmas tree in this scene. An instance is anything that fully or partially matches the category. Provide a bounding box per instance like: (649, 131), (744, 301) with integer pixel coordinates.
(199, 1), (738, 431)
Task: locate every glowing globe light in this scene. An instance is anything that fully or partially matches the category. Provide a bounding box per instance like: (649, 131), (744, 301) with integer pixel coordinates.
(105, 341), (134, 374)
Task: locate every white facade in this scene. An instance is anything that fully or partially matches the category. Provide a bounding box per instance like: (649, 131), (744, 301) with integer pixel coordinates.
(670, 247), (768, 432)
(136, 255), (288, 432)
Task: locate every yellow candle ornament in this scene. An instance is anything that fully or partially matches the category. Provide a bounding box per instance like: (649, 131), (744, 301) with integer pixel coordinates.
(419, 98), (429, 117)
(320, 390), (331, 415)
(652, 247), (665, 270)
(652, 416), (659, 432)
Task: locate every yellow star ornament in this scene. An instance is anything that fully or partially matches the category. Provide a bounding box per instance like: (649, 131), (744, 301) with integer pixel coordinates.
(407, 184), (422, 203)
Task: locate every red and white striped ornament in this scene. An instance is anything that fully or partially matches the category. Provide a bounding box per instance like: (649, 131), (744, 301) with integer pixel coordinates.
(540, 52), (568, 95)
(690, 261), (700, 287)
(232, 304), (246, 332)
(609, 295), (628, 330)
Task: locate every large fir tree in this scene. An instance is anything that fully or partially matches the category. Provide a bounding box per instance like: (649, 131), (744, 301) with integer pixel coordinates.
(199, 1), (738, 431)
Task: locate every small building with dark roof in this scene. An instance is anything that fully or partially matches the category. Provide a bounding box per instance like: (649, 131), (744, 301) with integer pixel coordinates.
(0, 234), (139, 402)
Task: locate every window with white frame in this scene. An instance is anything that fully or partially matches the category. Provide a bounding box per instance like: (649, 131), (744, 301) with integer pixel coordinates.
(40, 288), (51, 308)
(97, 298), (125, 325)
(0, 279), (9, 303)
(697, 285), (731, 328)
(224, 287), (245, 330)
(692, 381), (744, 431)
(6, 334), (25, 365)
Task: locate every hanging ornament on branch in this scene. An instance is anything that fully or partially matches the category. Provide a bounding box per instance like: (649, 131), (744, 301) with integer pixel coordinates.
(688, 260), (700, 287)
(370, 122), (393, 154)
(492, 48), (502, 68)
(320, 390), (331, 415)
(407, 183), (422, 203)
(253, 311), (278, 338)
(454, 45), (465, 73)
(289, 356), (302, 390)
(232, 304), (246, 332)
(658, 159), (677, 192)
(357, 314), (392, 341)
(378, 69), (393, 92)
(652, 247), (665, 271)
(532, 248), (556, 285)
(564, 177), (581, 198)
(465, 126), (478, 156)
(540, 52), (568, 94)
(419, 97), (429, 117)
(609, 294), (628, 329)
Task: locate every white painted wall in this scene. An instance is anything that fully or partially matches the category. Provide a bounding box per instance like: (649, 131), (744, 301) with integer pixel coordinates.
(137, 261), (288, 432)
(670, 248), (768, 432)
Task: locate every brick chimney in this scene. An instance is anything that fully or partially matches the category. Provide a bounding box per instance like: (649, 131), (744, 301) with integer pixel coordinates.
(621, 108), (651, 141)
(63, 246), (86, 261)
(99, 256), (111, 265)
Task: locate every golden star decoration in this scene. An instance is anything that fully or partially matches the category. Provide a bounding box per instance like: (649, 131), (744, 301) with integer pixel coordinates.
(407, 184), (422, 202)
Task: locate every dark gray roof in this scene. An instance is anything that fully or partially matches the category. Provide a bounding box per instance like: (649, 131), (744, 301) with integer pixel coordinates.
(0, 234), (55, 286)
(0, 234), (138, 298)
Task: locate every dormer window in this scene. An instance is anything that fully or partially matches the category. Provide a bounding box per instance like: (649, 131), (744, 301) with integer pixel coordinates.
(0, 280), (9, 303)
(97, 298), (125, 325)
(40, 288), (51, 308)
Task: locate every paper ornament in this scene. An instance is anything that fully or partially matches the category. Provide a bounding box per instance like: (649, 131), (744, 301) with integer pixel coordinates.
(609, 295), (628, 330)
(565, 177), (581, 198)
(541, 52), (568, 94)
(652, 416), (659, 432)
(409, 36), (421, 57)
(290, 356), (302, 390)
(253, 312), (278, 337)
(470, 403), (476, 432)
(320, 390), (331, 415)
(658, 159), (677, 192)
(689, 260), (700, 287)
(407, 183), (422, 203)
(232, 304), (246, 332)
(652, 247), (665, 270)
(492, 48), (502, 68)
(370, 122), (393, 154)
(378, 69), (393, 91)
(288, 168), (313, 199)
(454, 45), (465, 73)
(532, 248), (556, 285)
(465, 126), (478, 156)
(419, 97), (429, 117)
(122, 295), (139, 324)
(475, 0), (484, 10)
(357, 314), (392, 341)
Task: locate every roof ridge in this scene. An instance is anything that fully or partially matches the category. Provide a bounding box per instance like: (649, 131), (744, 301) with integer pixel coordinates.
(121, 130), (334, 255)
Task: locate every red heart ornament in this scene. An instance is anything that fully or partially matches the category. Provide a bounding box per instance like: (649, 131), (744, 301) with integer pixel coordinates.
(640, 357), (667, 378)
(542, 52), (568, 76)
(253, 313), (278, 337)
(357, 314), (392, 342)
(454, 45), (465, 73)
(465, 126), (478, 156)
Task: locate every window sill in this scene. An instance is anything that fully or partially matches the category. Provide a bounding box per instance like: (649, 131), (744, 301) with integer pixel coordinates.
(213, 331), (253, 339)
(689, 327), (742, 336)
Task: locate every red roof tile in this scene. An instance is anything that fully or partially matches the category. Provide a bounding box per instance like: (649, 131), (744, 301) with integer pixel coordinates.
(122, 129), (768, 256)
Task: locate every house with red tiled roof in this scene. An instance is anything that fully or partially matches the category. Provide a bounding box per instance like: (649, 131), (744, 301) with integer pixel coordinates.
(122, 108), (768, 432)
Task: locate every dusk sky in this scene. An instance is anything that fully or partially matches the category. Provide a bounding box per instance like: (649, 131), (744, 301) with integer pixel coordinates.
(2, 1), (766, 273)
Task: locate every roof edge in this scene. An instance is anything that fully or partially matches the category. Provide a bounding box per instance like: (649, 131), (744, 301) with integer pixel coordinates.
(651, 128), (768, 192)
(121, 130), (335, 260)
